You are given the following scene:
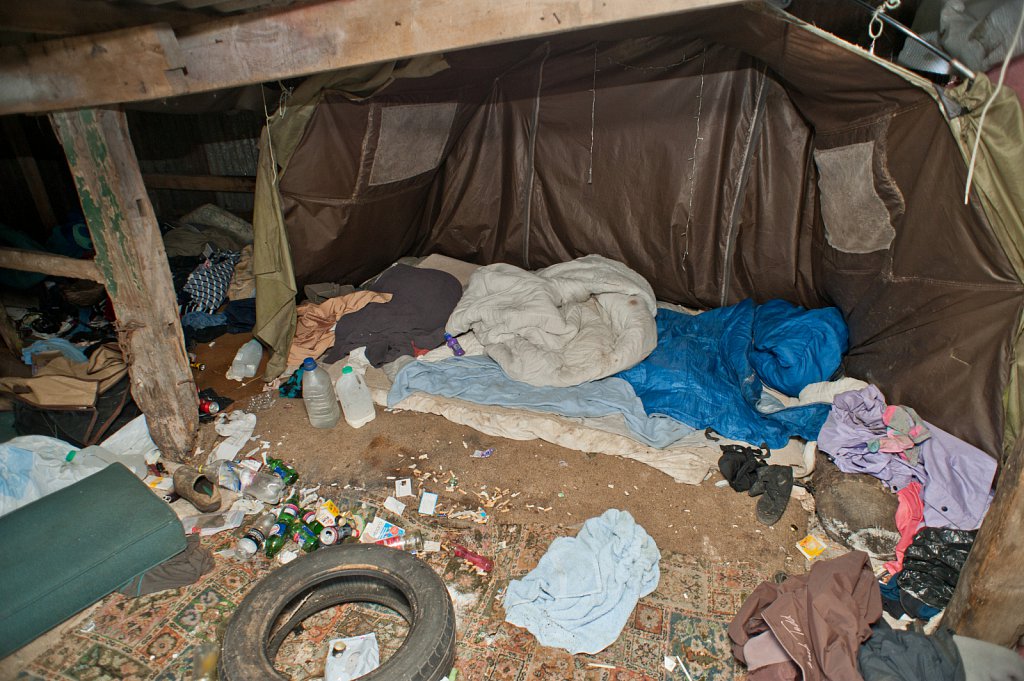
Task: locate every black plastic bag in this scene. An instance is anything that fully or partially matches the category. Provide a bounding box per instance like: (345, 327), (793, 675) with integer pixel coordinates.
(897, 527), (976, 609)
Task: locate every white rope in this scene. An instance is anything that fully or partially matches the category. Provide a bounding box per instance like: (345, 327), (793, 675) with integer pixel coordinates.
(260, 85), (280, 186)
(963, 0), (1024, 205)
(869, 0), (902, 54)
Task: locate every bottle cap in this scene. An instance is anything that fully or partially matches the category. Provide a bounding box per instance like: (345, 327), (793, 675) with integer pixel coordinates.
(341, 365), (353, 374)
(302, 357), (317, 370)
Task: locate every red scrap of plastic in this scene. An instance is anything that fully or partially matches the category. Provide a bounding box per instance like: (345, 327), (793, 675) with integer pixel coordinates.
(453, 544), (494, 573)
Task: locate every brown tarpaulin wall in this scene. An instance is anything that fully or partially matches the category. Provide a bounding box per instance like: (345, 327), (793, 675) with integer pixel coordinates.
(260, 6), (1024, 460)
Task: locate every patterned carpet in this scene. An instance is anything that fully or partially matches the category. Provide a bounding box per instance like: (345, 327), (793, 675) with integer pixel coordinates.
(12, 513), (771, 680)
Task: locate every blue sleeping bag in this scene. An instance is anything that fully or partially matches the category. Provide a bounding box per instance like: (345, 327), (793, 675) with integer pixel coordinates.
(616, 300), (846, 449)
(750, 299), (848, 397)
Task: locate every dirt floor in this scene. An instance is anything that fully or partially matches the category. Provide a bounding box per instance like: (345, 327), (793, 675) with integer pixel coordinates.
(192, 336), (812, 577)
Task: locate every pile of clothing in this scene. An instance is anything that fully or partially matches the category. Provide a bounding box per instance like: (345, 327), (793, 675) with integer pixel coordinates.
(816, 385), (996, 614)
(164, 205), (257, 345)
(729, 551), (1024, 681)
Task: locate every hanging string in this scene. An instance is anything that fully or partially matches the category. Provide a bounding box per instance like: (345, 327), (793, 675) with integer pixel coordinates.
(868, 0), (902, 54)
(964, 0), (1024, 205)
(261, 85), (280, 186)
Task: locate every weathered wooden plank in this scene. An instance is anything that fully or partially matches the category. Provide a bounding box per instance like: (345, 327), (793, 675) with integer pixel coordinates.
(50, 107), (198, 460)
(0, 305), (22, 355)
(945, 436), (1024, 646)
(1, 117), (57, 233)
(0, 0), (200, 36)
(143, 173), (256, 192)
(0, 247), (104, 283)
(0, 0), (741, 115)
(0, 24), (186, 115)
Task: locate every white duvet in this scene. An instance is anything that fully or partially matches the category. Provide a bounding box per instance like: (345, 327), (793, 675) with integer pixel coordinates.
(446, 255), (657, 387)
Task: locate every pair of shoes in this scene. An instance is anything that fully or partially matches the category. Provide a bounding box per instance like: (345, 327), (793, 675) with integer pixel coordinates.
(173, 466), (222, 512)
(748, 465), (793, 526)
(718, 444), (769, 493)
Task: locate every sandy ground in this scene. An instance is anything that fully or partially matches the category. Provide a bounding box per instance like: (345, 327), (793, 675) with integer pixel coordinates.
(193, 335), (812, 576)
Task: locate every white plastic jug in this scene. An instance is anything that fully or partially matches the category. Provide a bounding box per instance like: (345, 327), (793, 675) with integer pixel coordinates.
(227, 339), (263, 381)
(335, 365), (376, 428)
(301, 358), (341, 428)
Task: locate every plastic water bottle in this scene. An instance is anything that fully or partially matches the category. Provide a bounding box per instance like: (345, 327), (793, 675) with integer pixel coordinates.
(228, 339), (263, 380)
(335, 365), (375, 428)
(236, 512), (277, 558)
(201, 460), (285, 504)
(302, 358), (341, 428)
(444, 333), (466, 356)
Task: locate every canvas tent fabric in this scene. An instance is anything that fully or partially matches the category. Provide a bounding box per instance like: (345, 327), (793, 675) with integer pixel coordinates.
(252, 4), (1024, 461)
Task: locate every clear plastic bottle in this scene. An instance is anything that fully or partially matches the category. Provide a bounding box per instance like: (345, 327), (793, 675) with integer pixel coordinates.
(201, 460), (285, 504)
(374, 530), (423, 552)
(236, 512), (277, 558)
(335, 365), (375, 428)
(227, 339), (263, 380)
(301, 358), (341, 428)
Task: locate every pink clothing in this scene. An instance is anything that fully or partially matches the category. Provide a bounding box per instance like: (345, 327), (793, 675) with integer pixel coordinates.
(884, 482), (924, 576)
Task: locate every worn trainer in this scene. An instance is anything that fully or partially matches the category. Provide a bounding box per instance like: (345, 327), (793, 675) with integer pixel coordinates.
(752, 465), (793, 526)
(173, 466), (222, 513)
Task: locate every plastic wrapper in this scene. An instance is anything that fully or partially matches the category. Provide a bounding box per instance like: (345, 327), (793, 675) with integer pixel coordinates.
(896, 527), (976, 609)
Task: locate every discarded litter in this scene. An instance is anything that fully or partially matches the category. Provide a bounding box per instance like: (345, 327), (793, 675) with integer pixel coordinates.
(395, 478), (414, 498)
(471, 448), (494, 458)
(324, 633), (380, 681)
(383, 496), (406, 516)
(181, 509), (245, 536)
(796, 534), (828, 560)
(418, 491), (438, 515)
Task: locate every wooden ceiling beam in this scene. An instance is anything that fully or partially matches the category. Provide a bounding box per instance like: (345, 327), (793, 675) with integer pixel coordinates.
(0, 0), (742, 115)
(0, 0), (201, 36)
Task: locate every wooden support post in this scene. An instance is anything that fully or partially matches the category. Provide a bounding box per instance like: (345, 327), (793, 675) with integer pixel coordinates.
(1, 116), (57, 235)
(50, 107), (198, 460)
(945, 437), (1024, 646)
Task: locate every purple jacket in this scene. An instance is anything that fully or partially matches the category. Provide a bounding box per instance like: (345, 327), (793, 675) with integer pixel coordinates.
(818, 385), (994, 530)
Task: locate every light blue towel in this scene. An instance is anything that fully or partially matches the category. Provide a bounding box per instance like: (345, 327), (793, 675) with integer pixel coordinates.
(503, 509), (660, 654)
(388, 356), (695, 449)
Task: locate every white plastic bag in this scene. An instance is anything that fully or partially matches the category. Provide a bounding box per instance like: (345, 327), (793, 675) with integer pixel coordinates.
(0, 436), (109, 518)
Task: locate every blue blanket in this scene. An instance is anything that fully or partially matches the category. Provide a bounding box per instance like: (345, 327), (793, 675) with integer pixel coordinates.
(388, 355), (695, 449)
(616, 301), (842, 449)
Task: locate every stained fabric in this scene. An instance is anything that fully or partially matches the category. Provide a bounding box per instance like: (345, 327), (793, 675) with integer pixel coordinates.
(287, 291), (392, 367)
(857, 620), (964, 681)
(617, 304), (832, 449)
(729, 551), (882, 681)
(118, 535), (214, 598)
(446, 256), (657, 387)
(749, 299), (848, 397)
(883, 481), (924, 576)
(388, 355), (695, 449)
(322, 265), (462, 367)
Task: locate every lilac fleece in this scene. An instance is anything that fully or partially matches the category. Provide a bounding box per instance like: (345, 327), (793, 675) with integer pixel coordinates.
(818, 385), (995, 531)
(817, 385), (923, 492)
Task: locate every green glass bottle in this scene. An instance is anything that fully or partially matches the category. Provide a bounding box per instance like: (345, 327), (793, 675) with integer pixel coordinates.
(267, 458), (299, 486)
(264, 522), (289, 558)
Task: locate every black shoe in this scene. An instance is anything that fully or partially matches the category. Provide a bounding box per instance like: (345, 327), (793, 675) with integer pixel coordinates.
(755, 465), (793, 526)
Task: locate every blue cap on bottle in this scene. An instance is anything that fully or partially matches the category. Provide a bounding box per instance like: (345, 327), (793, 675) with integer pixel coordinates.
(302, 357), (317, 370)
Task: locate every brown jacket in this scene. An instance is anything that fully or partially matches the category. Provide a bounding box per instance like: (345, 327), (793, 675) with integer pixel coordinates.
(729, 551), (882, 681)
